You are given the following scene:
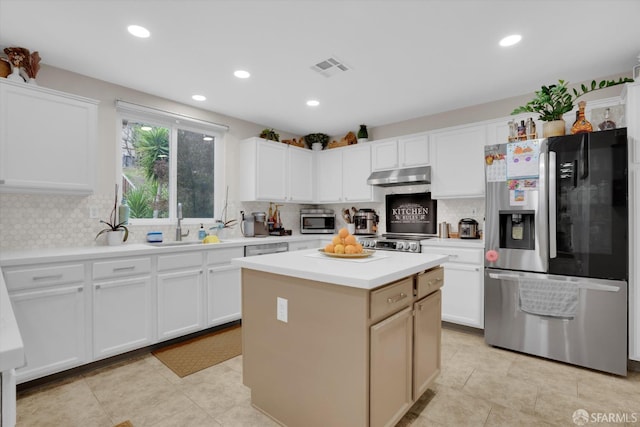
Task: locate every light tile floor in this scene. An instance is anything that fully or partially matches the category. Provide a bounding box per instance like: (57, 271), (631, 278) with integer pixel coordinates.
(16, 327), (640, 426)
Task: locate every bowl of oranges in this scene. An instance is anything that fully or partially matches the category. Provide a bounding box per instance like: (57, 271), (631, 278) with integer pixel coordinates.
(320, 227), (374, 258)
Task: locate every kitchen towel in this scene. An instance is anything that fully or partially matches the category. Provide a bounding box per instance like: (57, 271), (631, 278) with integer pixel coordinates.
(518, 278), (579, 319)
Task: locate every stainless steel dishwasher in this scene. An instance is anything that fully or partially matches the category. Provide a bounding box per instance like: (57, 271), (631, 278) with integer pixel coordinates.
(244, 242), (289, 257)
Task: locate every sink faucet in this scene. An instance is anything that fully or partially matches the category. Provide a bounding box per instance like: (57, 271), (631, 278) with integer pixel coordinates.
(176, 202), (190, 241)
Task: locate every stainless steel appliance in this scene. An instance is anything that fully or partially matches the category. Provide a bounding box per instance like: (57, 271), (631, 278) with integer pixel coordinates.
(353, 209), (379, 235)
(359, 192), (437, 252)
(484, 129), (628, 375)
(244, 242), (289, 257)
(252, 212), (269, 237)
(300, 208), (335, 234)
(458, 218), (479, 239)
(240, 211), (254, 237)
(367, 166), (431, 187)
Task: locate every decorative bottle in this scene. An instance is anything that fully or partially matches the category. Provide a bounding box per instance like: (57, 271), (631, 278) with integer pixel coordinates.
(598, 108), (616, 131)
(571, 101), (593, 134)
(357, 125), (369, 143)
(118, 197), (130, 225)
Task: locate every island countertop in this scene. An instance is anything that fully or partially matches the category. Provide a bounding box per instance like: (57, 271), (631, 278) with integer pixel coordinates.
(233, 248), (448, 290)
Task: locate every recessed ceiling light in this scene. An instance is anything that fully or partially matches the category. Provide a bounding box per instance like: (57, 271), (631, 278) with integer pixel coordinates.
(499, 34), (522, 47)
(234, 70), (251, 79)
(306, 100), (320, 107)
(127, 25), (150, 38)
(192, 94), (206, 101)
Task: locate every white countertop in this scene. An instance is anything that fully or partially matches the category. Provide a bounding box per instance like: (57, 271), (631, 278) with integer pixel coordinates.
(0, 272), (24, 372)
(233, 249), (448, 290)
(420, 238), (485, 249)
(0, 235), (322, 266)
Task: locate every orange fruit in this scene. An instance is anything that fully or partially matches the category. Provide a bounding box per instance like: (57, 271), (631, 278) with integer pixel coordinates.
(344, 235), (356, 246)
(354, 243), (363, 253)
(338, 227), (349, 238)
(324, 243), (335, 253)
(334, 244), (345, 254)
(332, 235), (342, 245)
(345, 244), (356, 254)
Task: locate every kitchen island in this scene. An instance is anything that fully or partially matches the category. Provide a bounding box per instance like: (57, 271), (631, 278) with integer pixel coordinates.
(233, 249), (448, 427)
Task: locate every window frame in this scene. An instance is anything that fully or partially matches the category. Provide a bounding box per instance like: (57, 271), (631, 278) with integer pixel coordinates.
(116, 101), (227, 226)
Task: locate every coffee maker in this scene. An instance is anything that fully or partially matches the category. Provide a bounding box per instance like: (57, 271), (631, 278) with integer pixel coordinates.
(353, 209), (378, 235)
(252, 212), (269, 237)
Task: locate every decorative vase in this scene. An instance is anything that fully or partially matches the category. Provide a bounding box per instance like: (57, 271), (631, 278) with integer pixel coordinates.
(106, 230), (125, 246)
(542, 120), (566, 137)
(357, 124), (369, 143)
(6, 66), (24, 82)
(570, 101), (593, 135)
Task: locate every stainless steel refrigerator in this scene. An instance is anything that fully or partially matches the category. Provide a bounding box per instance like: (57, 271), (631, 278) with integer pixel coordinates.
(484, 128), (628, 375)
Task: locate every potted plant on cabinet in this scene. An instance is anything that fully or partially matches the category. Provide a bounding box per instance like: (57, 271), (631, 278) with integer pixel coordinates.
(304, 133), (330, 151)
(259, 128), (280, 142)
(95, 184), (129, 245)
(511, 77), (633, 137)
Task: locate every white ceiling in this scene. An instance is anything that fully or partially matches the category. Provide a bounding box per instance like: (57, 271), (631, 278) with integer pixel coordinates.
(1, 0), (639, 136)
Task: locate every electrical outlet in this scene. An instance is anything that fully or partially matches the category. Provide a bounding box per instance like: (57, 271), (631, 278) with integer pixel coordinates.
(89, 206), (99, 218)
(277, 297), (288, 323)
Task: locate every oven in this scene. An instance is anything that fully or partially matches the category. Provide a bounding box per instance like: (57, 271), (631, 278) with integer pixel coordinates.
(359, 192), (437, 252)
(300, 209), (335, 234)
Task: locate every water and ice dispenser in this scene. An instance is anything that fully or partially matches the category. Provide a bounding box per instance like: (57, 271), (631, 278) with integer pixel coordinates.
(499, 210), (535, 250)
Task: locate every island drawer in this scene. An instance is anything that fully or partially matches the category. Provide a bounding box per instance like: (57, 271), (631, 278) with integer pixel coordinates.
(417, 267), (444, 299)
(3, 263), (85, 291)
(92, 257), (151, 280)
(370, 277), (413, 322)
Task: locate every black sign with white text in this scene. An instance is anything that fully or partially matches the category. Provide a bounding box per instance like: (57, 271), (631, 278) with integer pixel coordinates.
(385, 192), (437, 235)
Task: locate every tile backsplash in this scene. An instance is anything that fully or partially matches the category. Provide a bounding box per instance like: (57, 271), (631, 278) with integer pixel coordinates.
(0, 189), (485, 251)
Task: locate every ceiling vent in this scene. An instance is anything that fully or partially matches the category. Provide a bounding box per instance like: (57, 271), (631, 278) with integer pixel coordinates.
(311, 56), (350, 77)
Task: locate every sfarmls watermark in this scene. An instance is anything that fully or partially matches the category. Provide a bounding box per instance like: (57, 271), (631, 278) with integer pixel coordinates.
(573, 409), (639, 425)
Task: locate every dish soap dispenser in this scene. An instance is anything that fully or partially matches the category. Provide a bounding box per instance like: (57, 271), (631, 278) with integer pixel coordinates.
(198, 224), (207, 240)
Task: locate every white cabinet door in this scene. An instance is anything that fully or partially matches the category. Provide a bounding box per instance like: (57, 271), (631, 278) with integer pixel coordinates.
(207, 265), (241, 327)
(430, 125), (486, 199)
(157, 269), (205, 340)
(371, 139), (399, 171)
(9, 285), (86, 383)
(398, 134), (429, 168)
(93, 276), (153, 359)
(256, 140), (287, 200)
(0, 80), (97, 194)
(441, 263), (484, 328)
(288, 145), (314, 202)
(316, 149), (343, 203)
(342, 144), (376, 202)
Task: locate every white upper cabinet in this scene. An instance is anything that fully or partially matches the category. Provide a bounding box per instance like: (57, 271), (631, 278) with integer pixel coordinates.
(0, 80), (98, 194)
(430, 124), (486, 199)
(371, 133), (429, 171)
(316, 144), (380, 204)
(287, 145), (314, 202)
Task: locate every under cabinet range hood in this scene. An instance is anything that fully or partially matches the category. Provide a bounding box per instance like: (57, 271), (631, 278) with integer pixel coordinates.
(366, 166), (431, 187)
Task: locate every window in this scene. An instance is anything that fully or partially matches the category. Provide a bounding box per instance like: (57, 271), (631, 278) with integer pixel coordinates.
(117, 101), (227, 224)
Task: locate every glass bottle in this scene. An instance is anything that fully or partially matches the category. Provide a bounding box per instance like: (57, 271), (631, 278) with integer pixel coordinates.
(598, 108), (616, 131)
(507, 120), (516, 141)
(571, 101), (593, 134)
(525, 117), (535, 139)
(517, 120), (526, 140)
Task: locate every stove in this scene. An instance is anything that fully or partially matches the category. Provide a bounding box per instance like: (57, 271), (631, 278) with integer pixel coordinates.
(358, 234), (435, 253)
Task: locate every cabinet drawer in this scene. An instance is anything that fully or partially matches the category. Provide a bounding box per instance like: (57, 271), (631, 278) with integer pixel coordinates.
(370, 277), (413, 322)
(417, 267), (444, 299)
(92, 257), (151, 280)
(421, 246), (483, 264)
(157, 252), (203, 272)
(4, 264), (84, 291)
(207, 247), (244, 266)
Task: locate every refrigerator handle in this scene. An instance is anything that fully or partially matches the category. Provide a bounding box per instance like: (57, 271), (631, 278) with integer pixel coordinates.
(579, 134), (589, 180)
(549, 151), (557, 259)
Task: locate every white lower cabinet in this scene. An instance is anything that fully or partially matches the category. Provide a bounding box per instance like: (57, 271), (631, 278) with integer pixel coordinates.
(206, 247), (243, 327)
(422, 245), (484, 328)
(3, 263), (87, 383)
(92, 257), (153, 359)
(157, 252), (205, 340)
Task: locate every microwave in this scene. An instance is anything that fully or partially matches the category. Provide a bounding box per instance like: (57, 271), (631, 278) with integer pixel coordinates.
(300, 209), (335, 234)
